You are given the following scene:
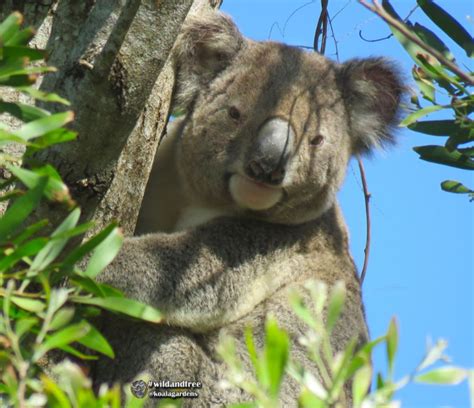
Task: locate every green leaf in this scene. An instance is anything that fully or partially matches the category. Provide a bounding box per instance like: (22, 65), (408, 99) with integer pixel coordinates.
(400, 105), (445, 126)
(33, 321), (91, 362)
(413, 145), (474, 170)
(0, 237), (48, 272)
(299, 388), (326, 408)
(0, 65), (56, 81)
(326, 281), (345, 333)
(453, 95), (474, 114)
(352, 365), (372, 408)
(386, 317), (398, 376)
(415, 366), (468, 385)
(2, 45), (45, 61)
(49, 222), (93, 242)
(70, 274), (123, 298)
(0, 74), (35, 86)
(0, 189), (23, 203)
(30, 164), (65, 184)
(0, 57), (25, 78)
(289, 291), (317, 329)
(10, 296), (45, 313)
(62, 223), (118, 272)
(0, 12), (22, 43)
(25, 128), (77, 153)
(57, 344), (98, 361)
(72, 296), (162, 323)
(296, 370), (328, 401)
(441, 180), (473, 195)
(18, 87), (70, 105)
(77, 322), (114, 358)
(412, 67), (436, 103)
(0, 176), (47, 242)
(330, 338), (357, 397)
(47, 289), (70, 316)
(347, 335), (385, 378)
(245, 326), (259, 374)
(84, 226), (123, 278)
(305, 280), (328, 315)
(417, 339), (448, 372)
(0, 101), (50, 122)
(5, 27), (36, 46)
(408, 119), (472, 138)
(446, 122), (474, 148)
(77, 306), (102, 319)
(416, 54), (465, 91)
(14, 111), (74, 140)
(30, 207), (81, 271)
(412, 22), (454, 61)
(41, 374), (72, 408)
(49, 307), (75, 331)
(9, 165), (73, 206)
(417, 0), (474, 58)
(264, 316), (289, 397)
(459, 147), (474, 157)
(15, 316), (38, 339)
(0, 129), (30, 145)
(382, 1), (440, 73)
(376, 372), (385, 390)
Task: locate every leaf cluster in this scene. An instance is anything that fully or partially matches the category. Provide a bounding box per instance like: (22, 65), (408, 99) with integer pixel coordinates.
(0, 13), (162, 407)
(218, 280), (473, 408)
(382, 0), (474, 200)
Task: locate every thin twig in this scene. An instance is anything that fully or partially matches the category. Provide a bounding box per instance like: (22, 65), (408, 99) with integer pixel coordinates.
(268, 0), (317, 40)
(358, 4), (418, 43)
(331, 0), (351, 21)
(359, 30), (392, 42)
(358, 0), (474, 85)
(313, 1), (372, 283)
(283, 0), (317, 37)
(357, 157), (371, 285)
(314, 0), (329, 53)
(327, 13), (340, 61)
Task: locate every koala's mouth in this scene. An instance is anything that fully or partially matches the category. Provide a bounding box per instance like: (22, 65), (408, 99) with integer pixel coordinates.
(228, 173), (283, 211)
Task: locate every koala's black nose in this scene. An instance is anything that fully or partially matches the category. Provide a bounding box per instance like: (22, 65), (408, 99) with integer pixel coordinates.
(245, 118), (294, 185)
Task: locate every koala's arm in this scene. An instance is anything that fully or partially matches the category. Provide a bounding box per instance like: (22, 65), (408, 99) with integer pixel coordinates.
(98, 218), (300, 332)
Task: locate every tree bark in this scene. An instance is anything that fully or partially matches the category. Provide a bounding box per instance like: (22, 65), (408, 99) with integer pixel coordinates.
(0, 0), (220, 235)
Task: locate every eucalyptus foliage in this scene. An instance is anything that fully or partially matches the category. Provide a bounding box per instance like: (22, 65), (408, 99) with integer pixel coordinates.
(383, 0), (474, 200)
(219, 281), (473, 408)
(0, 13), (161, 407)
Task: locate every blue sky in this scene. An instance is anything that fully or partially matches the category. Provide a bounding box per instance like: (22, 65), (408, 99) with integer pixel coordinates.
(220, 1), (473, 406)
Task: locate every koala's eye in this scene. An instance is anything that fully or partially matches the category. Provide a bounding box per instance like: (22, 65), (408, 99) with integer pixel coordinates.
(228, 106), (241, 120)
(310, 135), (324, 147)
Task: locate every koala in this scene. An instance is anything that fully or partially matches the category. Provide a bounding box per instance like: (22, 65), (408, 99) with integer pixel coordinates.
(92, 10), (403, 407)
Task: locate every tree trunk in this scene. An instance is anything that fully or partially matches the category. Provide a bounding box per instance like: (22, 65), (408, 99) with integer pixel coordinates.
(0, 0), (221, 235)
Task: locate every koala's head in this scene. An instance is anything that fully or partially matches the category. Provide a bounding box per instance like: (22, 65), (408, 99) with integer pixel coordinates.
(171, 11), (403, 225)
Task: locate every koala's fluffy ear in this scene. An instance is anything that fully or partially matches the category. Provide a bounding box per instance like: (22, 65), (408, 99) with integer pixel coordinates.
(172, 11), (244, 111)
(339, 58), (404, 155)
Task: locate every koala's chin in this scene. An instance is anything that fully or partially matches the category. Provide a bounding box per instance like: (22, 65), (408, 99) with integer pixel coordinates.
(229, 174), (283, 211)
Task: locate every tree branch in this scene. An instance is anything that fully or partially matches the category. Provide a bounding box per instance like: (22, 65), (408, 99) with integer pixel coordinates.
(20, 0), (215, 237)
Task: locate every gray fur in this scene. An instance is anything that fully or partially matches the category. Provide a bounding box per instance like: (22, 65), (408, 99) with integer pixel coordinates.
(94, 10), (403, 406)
